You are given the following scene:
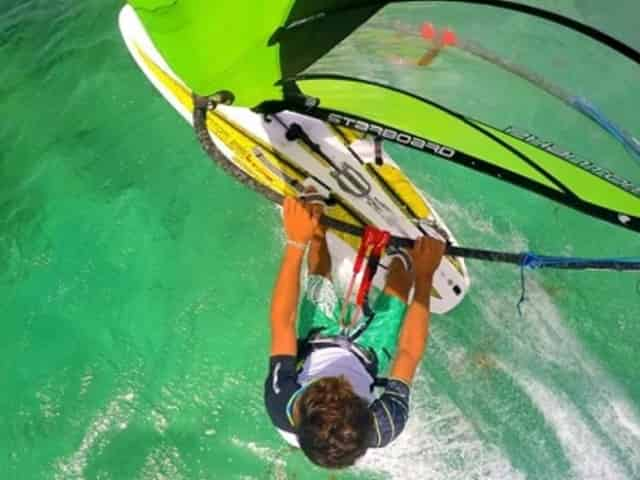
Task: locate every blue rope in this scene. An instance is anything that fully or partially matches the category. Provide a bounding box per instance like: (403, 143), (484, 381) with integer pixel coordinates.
(517, 261), (527, 316)
(521, 253), (640, 269)
(520, 252), (544, 269)
(517, 253), (537, 315)
(517, 253), (640, 314)
(571, 96), (640, 164)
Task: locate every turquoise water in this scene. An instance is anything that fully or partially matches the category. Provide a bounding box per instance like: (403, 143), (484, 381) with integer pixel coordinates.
(2, 1), (639, 479)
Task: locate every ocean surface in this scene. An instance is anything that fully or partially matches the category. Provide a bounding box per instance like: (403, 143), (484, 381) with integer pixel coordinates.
(2, 1), (639, 479)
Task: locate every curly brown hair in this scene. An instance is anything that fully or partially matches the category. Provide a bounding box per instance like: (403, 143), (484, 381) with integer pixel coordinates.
(296, 376), (373, 469)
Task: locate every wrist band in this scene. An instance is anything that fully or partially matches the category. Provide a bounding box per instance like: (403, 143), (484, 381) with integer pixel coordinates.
(286, 239), (308, 251)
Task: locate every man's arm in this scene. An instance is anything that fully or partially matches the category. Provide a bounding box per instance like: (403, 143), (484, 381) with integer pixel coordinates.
(389, 280), (432, 383)
(370, 249), (438, 448)
(390, 236), (445, 383)
(269, 197), (318, 356)
(270, 245), (305, 356)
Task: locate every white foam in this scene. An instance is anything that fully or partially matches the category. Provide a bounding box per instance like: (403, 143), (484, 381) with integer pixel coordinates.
(429, 195), (529, 253)
(418, 196), (640, 478)
(611, 400), (640, 445)
(54, 390), (135, 480)
(79, 367), (94, 397)
(512, 372), (627, 480)
(475, 277), (640, 479)
(230, 437), (288, 479)
(136, 445), (185, 480)
(151, 409), (169, 434)
(356, 377), (524, 480)
(36, 390), (59, 420)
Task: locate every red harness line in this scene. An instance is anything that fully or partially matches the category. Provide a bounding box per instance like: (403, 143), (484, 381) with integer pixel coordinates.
(339, 226), (391, 329)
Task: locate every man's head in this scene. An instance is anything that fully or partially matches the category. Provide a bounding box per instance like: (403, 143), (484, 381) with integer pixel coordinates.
(296, 376), (372, 469)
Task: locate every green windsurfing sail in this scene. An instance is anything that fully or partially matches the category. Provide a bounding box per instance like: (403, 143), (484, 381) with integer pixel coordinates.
(127, 0), (383, 105)
(127, 0), (640, 235)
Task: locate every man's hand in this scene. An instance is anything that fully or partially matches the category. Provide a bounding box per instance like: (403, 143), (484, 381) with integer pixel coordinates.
(283, 196), (319, 245)
(410, 236), (446, 285)
(390, 235), (444, 384)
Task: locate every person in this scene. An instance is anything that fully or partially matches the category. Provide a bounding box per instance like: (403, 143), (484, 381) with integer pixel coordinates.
(264, 195), (445, 469)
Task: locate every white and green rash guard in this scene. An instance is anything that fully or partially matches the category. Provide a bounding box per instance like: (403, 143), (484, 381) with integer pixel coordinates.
(264, 347), (410, 448)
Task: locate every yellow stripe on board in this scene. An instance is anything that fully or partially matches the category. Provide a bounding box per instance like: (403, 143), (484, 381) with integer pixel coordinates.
(136, 45), (301, 196)
(336, 125), (364, 143)
(372, 164), (431, 219)
(329, 125), (423, 222)
(204, 118), (298, 195)
(210, 113), (306, 187)
(328, 204), (366, 251)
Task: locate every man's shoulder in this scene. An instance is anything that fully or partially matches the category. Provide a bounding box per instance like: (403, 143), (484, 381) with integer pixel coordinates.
(264, 355), (302, 433)
(369, 379), (411, 448)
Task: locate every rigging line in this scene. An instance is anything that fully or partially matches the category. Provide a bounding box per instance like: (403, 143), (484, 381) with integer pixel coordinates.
(570, 97), (640, 162)
(321, 215), (640, 270)
(517, 263), (527, 316)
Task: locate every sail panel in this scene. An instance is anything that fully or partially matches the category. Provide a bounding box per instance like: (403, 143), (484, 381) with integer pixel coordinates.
(294, 76), (640, 219)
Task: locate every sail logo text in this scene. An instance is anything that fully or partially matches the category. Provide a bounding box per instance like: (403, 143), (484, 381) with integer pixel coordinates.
(506, 126), (640, 197)
(327, 113), (456, 159)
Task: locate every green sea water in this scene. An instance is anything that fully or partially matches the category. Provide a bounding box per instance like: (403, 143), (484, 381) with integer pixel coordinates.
(2, 1), (639, 479)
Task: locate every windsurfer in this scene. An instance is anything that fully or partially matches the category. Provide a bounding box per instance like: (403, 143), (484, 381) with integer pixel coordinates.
(264, 195), (445, 469)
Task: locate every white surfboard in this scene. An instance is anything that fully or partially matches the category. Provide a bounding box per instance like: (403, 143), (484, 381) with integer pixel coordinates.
(119, 5), (470, 313)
